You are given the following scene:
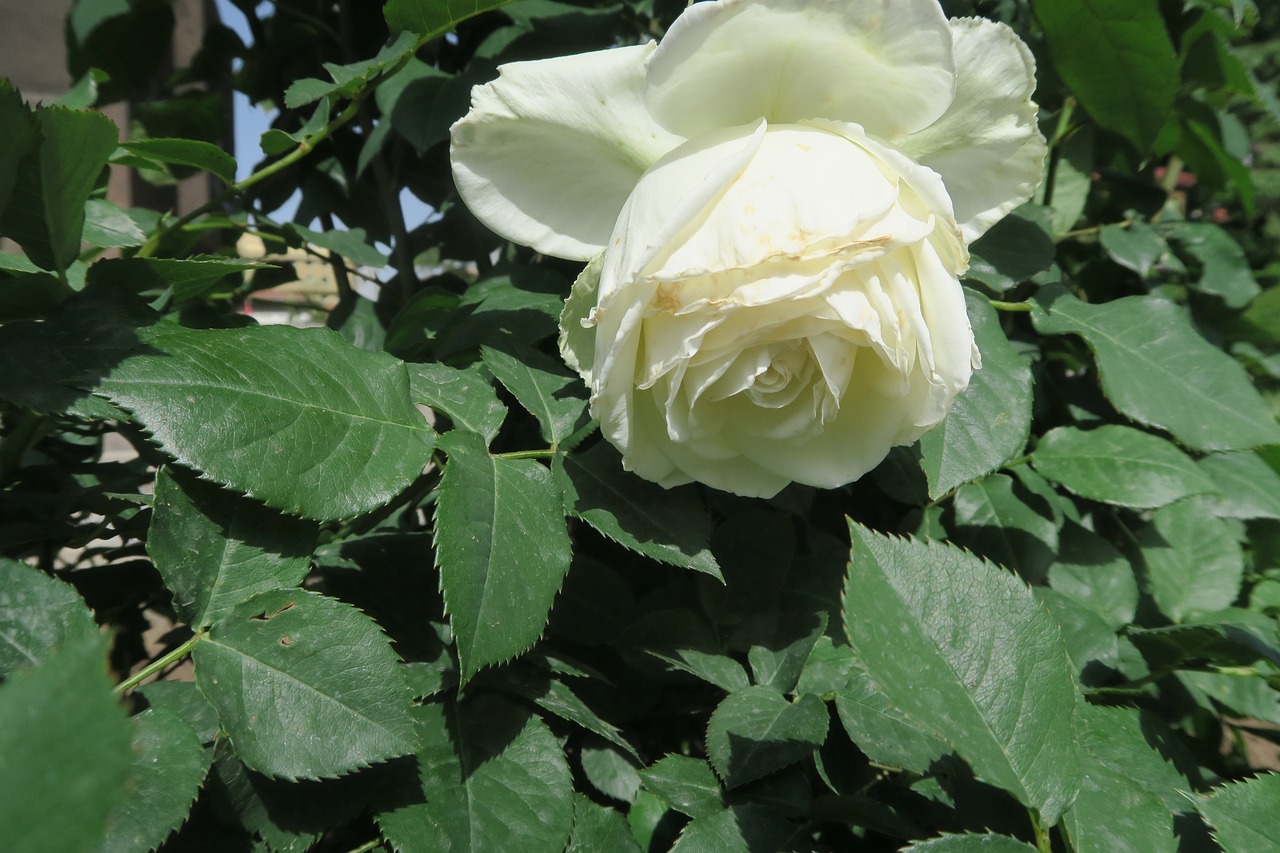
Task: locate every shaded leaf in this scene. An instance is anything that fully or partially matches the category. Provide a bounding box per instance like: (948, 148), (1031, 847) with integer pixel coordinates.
(483, 343), (589, 446)
(1140, 499), (1244, 622)
(385, 0), (515, 37)
(1129, 622), (1280, 671)
(951, 473), (1058, 580)
(1199, 452), (1280, 520)
(705, 686), (827, 789)
(902, 834), (1038, 852)
(86, 256), (266, 302)
(835, 672), (949, 774)
(567, 793), (641, 853)
(555, 441), (721, 579)
(375, 697), (574, 853)
(668, 805), (797, 853)
(120, 137), (236, 184)
(149, 466), (317, 629)
(0, 106), (117, 276)
(640, 755), (725, 820)
(1048, 522), (1138, 629)
(920, 291), (1033, 498)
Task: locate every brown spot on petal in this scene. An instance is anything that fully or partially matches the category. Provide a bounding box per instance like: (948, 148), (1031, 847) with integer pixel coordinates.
(652, 283), (682, 313)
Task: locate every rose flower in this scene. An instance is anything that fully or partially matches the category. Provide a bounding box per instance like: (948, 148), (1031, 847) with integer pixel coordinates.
(451, 0), (1045, 497)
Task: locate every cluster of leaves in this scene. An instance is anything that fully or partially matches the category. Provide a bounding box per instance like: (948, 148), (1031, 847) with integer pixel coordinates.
(4, 0), (1280, 851)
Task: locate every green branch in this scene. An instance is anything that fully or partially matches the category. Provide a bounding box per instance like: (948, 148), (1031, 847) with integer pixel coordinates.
(115, 633), (203, 694)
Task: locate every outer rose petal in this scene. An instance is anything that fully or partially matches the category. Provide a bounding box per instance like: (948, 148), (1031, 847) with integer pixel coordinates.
(450, 43), (684, 261)
(898, 18), (1047, 244)
(644, 0), (955, 141)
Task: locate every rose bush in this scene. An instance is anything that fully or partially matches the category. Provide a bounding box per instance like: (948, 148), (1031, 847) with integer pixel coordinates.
(450, 0), (1045, 496)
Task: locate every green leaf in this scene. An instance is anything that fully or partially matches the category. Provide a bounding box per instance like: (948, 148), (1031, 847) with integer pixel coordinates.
(408, 362), (507, 445)
(98, 324), (436, 521)
(835, 672), (949, 773)
(747, 610), (827, 695)
(1033, 0), (1177, 152)
(1129, 622), (1280, 671)
(705, 686), (827, 789)
(554, 442), (721, 579)
(794, 636), (858, 697)
(385, 0), (515, 38)
(1034, 588), (1120, 675)
(482, 344), (589, 447)
(137, 680), (220, 745)
(282, 31), (418, 108)
(648, 646), (751, 692)
(1140, 500), (1244, 622)
(568, 794), (642, 853)
(581, 740), (640, 803)
(901, 834), (1038, 852)
(205, 741), (376, 851)
(0, 557), (97, 677)
(1198, 452), (1280, 520)
(482, 663), (638, 759)
(120, 137), (236, 184)
(843, 522), (1081, 823)
(1196, 771), (1280, 853)
(1167, 222), (1261, 308)
(292, 224), (389, 269)
(920, 291), (1033, 498)
(435, 430), (572, 682)
(1181, 670), (1280, 725)
(0, 636), (132, 853)
(86, 256), (267, 302)
(669, 805), (798, 853)
(951, 474), (1058, 579)
(1032, 289), (1280, 451)
(0, 283), (154, 418)
(0, 106), (117, 276)
(375, 697), (574, 853)
(1031, 425), (1216, 510)
(192, 588), (417, 780)
(640, 755), (725, 820)
(98, 705), (212, 853)
(1100, 221), (1167, 277)
(0, 80), (40, 216)
(148, 466), (318, 629)
(81, 198), (146, 249)
(1048, 522), (1138, 629)
(966, 212), (1057, 292)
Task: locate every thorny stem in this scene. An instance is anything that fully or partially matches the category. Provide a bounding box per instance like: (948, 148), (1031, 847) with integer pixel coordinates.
(115, 633), (203, 695)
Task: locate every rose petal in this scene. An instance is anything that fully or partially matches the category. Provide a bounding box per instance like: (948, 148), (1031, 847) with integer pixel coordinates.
(644, 0), (955, 141)
(899, 18), (1048, 243)
(558, 252), (604, 384)
(450, 43), (684, 260)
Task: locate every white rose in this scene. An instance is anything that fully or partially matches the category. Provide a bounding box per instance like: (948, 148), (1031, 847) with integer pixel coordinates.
(451, 0), (1045, 497)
